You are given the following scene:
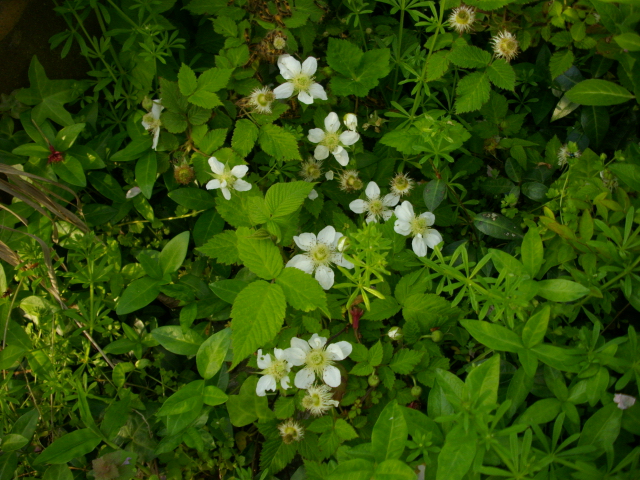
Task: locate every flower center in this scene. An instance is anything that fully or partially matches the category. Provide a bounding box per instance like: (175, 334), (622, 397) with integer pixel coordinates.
(368, 198), (384, 215)
(292, 73), (313, 92)
(305, 348), (331, 374)
(256, 93), (272, 107)
(410, 216), (429, 237)
(456, 10), (470, 23)
(310, 244), (332, 265)
(321, 132), (340, 151)
(303, 163), (321, 181)
(499, 38), (517, 53)
(264, 359), (288, 380)
(216, 170), (236, 187)
(143, 113), (161, 130)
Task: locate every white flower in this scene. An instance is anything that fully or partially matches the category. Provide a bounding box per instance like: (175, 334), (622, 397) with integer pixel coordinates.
(308, 112), (360, 166)
(302, 384), (339, 416)
(308, 189), (318, 200)
(394, 201), (443, 257)
(256, 349), (292, 396)
(283, 333), (352, 388)
(126, 186), (141, 199)
(278, 418), (304, 443)
(325, 171), (334, 180)
(343, 113), (358, 131)
(491, 30), (519, 62)
(273, 55), (327, 105)
(286, 225), (353, 289)
(390, 172), (414, 197)
(448, 5), (475, 34)
(350, 181), (399, 223)
(388, 326), (403, 340)
(613, 393), (636, 410)
(205, 157), (252, 200)
(141, 99), (163, 150)
(247, 86), (275, 114)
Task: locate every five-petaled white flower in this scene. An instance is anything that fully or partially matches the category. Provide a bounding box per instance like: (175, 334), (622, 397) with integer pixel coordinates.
(613, 393), (636, 410)
(256, 349), (292, 397)
(141, 99), (163, 150)
(205, 157), (252, 200)
(302, 384), (339, 416)
(283, 334), (352, 388)
(394, 201), (443, 257)
(349, 181), (400, 223)
(308, 112), (360, 166)
(286, 225), (353, 290)
(274, 55), (327, 105)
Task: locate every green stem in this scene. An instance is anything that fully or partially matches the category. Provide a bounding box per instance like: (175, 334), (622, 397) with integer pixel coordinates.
(392, 2), (405, 101)
(2, 278), (23, 349)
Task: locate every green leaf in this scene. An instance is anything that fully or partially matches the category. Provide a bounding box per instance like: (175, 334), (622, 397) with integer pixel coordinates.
(0, 345), (26, 369)
(389, 349), (423, 374)
(159, 231), (190, 275)
(461, 320), (524, 353)
(230, 280), (287, 368)
(151, 326), (204, 356)
(566, 79), (634, 106)
(197, 67), (234, 93)
(196, 230), (239, 265)
(474, 212), (523, 239)
(178, 63), (198, 96)
(581, 106), (609, 148)
(455, 72), (491, 113)
(578, 403), (622, 453)
(203, 385), (228, 406)
(189, 90), (222, 109)
(522, 305), (550, 348)
(193, 209), (225, 247)
(426, 50), (450, 82)
(327, 39), (391, 97)
(12, 143), (50, 158)
(109, 136), (152, 162)
(236, 229), (283, 280)
(160, 77), (188, 113)
(537, 279), (589, 302)
(549, 50), (574, 79)
(226, 376), (274, 426)
(375, 459), (421, 480)
(0, 434), (29, 452)
(210, 279), (248, 304)
(371, 400), (407, 461)
(135, 151), (157, 199)
(465, 354), (500, 408)
(42, 465), (73, 480)
(0, 452), (17, 480)
(213, 16), (237, 36)
(361, 297), (401, 321)
(326, 459), (374, 480)
(232, 119), (259, 158)
(265, 181), (314, 217)
(258, 124), (301, 160)
(168, 188), (217, 210)
(33, 428), (101, 465)
(195, 128), (227, 154)
(116, 276), (163, 315)
(614, 32), (640, 51)
(276, 267), (328, 313)
(187, 105), (211, 125)
(423, 179), (446, 211)
(609, 163), (640, 192)
(161, 110), (188, 133)
(487, 59), (516, 90)
(196, 328), (231, 379)
(157, 380), (204, 416)
(521, 227), (543, 278)
(436, 425), (476, 480)
(54, 123), (85, 151)
(53, 156), (86, 187)
(449, 45), (492, 68)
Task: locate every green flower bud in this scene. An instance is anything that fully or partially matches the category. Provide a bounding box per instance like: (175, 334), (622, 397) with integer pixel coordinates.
(411, 386), (422, 397)
(368, 374), (380, 387)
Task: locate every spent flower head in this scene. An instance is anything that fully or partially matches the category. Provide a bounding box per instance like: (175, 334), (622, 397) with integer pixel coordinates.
(557, 143), (581, 167)
(394, 201), (443, 257)
(205, 157), (252, 200)
(302, 384), (339, 416)
(256, 349), (292, 396)
(349, 181), (400, 223)
(390, 172), (414, 197)
(273, 35), (286, 50)
(274, 55), (327, 104)
(247, 86), (275, 114)
(600, 169), (618, 191)
(278, 419), (304, 444)
(449, 5), (476, 34)
(299, 157), (324, 182)
(339, 169), (363, 192)
(491, 30), (519, 62)
(283, 333), (353, 388)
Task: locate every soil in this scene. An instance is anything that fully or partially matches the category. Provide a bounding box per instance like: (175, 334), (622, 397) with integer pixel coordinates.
(0, 0), (91, 96)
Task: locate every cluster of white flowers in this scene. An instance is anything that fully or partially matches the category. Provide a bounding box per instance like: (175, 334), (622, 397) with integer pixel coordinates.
(394, 201), (443, 257)
(256, 334), (352, 417)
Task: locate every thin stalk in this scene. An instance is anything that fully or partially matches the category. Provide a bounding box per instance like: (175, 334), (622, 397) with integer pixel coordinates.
(2, 278), (24, 349)
(392, 2), (405, 101)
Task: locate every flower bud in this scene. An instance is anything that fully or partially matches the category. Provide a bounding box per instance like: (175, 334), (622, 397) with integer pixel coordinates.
(343, 113), (357, 131)
(337, 236), (350, 252)
(368, 374), (380, 387)
(431, 330), (444, 343)
(174, 163), (195, 185)
(388, 326), (403, 340)
(411, 386), (423, 397)
(273, 36), (286, 50)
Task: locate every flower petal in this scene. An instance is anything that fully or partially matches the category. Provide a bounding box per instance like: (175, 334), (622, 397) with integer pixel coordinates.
(278, 54), (301, 79)
(339, 130), (360, 146)
(308, 128), (326, 143)
(308, 334), (327, 349)
(280, 376), (291, 390)
(208, 157), (225, 175)
(256, 375), (276, 396)
(301, 57), (318, 76)
(221, 187), (231, 200)
(152, 128), (160, 151)
(332, 147), (349, 166)
(151, 99), (164, 118)
(282, 346), (306, 366)
(273, 82), (295, 99)
(382, 210), (393, 221)
(294, 368), (316, 389)
(324, 112), (340, 133)
(294, 232), (316, 251)
(325, 171), (334, 180)
(366, 214), (377, 223)
(206, 179), (221, 190)
(412, 235), (427, 257)
(274, 348), (286, 361)
(230, 165), (249, 178)
(314, 144), (330, 160)
(315, 265), (335, 290)
(257, 350), (271, 369)
(424, 230), (442, 248)
(395, 201), (414, 222)
(394, 220), (411, 236)
(383, 193), (400, 207)
(323, 365), (342, 387)
(420, 211), (436, 226)
(286, 254), (315, 274)
(308, 82), (327, 100)
(349, 199), (367, 214)
(290, 337), (311, 354)
(317, 225), (336, 245)
(298, 90), (314, 105)
(327, 341), (352, 360)
(308, 189), (318, 200)
(332, 252), (354, 269)
(365, 181), (380, 199)
(233, 179), (252, 192)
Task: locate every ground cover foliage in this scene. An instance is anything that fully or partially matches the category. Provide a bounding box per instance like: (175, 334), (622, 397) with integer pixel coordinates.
(1, 0), (640, 478)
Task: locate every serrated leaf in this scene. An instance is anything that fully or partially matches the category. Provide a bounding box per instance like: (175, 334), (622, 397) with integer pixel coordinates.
(178, 63), (198, 96)
(549, 50), (574, 79)
(449, 45), (491, 68)
(265, 181), (314, 217)
(361, 297), (401, 321)
(161, 111), (188, 133)
(196, 230), (239, 265)
(196, 328), (231, 379)
(258, 124), (301, 160)
(236, 228), (283, 280)
(487, 59), (516, 90)
(231, 281), (287, 368)
(368, 341), (383, 366)
(614, 32), (640, 51)
(188, 90), (222, 109)
(232, 119), (259, 158)
(274, 396), (296, 419)
(389, 349), (423, 374)
(276, 268), (328, 313)
(350, 363), (374, 376)
(197, 67), (233, 93)
(455, 72), (490, 113)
